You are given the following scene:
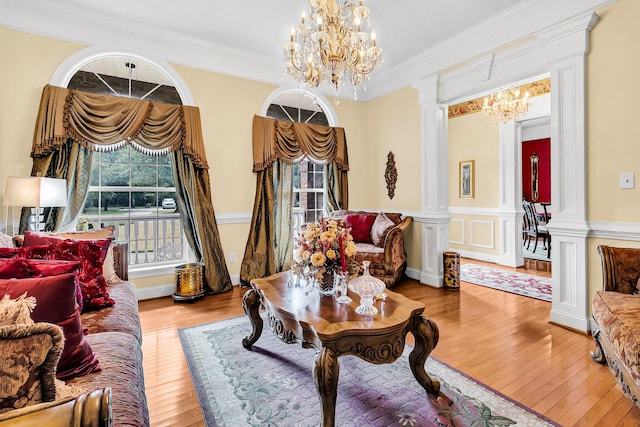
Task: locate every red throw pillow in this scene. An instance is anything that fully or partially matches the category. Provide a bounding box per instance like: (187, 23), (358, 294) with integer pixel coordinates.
(24, 228), (122, 284)
(0, 258), (84, 310)
(0, 241), (114, 311)
(0, 273), (101, 380)
(345, 214), (376, 243)
(0, 258), (41, 278)
(23, 231), (112, 263)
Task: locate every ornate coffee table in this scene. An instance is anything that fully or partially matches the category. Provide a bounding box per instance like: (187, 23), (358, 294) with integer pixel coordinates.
(242, 271), (440, 427)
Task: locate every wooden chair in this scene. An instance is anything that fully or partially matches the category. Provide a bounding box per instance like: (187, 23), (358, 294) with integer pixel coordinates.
(522, 207), (530, 246)
(523, 200), (550, 258)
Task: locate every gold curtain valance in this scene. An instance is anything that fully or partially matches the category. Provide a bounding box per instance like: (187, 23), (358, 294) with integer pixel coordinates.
(252, 115), (349, 172)
(31, 84), (208, 169)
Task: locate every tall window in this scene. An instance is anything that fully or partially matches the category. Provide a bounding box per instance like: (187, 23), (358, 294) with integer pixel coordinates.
(293, 161), (324, 225)
(266, 91), (330, 233)
(68, 56), (186, 266)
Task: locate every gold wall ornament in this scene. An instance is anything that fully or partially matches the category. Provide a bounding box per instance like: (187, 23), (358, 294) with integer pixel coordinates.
(530, 153), (540, 202)
(385, 151), (397, 199)
(448, 78), (551, 119)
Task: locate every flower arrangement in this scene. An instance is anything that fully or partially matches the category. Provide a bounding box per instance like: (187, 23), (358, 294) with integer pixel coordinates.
(291, 217), (359, 284)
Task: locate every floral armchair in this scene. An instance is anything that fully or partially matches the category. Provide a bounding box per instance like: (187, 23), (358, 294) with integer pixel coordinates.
(329, 210), (412, 288)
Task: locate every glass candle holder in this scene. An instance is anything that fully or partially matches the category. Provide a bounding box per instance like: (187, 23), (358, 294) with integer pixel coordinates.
(334, 271), (352, 304)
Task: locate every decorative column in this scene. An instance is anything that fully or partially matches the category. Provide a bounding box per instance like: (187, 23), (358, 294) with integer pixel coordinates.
(546, 52), (591, 332)
(414, 75), (451, 287)
(496, 119), (525, 268)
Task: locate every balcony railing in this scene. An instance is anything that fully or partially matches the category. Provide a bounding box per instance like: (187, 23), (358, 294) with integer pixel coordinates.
(84, 212), (184, 266)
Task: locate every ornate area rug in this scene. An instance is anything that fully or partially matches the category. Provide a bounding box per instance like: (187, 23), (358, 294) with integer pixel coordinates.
(179, 315), (558, 426)
(460, 263), (552, 302)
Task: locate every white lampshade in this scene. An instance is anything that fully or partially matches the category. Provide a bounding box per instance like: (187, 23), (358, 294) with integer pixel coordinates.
(4, 176), (68, 208)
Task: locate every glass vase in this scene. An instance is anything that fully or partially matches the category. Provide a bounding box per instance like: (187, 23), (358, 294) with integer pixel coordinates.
(316, 271), (335, 296)
(348, 261), (386, 315)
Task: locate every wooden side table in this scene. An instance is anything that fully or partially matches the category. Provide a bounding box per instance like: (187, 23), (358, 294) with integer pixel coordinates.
(242, 271), (440, 427)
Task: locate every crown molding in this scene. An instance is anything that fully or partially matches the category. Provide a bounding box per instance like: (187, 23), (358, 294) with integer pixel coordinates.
(0, 0), (620, 103)
(386, 0), (617, 102)
(0, 0), (289, 87)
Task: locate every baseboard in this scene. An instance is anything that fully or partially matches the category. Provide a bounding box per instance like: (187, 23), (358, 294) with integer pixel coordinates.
(135, 274), (241, 301)
(405, 267), (421, 280)
(549, 308), (590, 333)
(136, 283), (175, 301)
(452, 249), (501, 264)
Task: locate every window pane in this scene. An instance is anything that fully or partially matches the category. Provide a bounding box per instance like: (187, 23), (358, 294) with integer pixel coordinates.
(131, 191), (150, 210)
(82, 191), (100, 215)
(101, 191), (124, 213)
(158, 166), (174, 187)
(101, 163), (130, 186)
(131, 165), (158, 187)
(102, 148), (129, 164)
(159, 192), (177, 214)
(130, 149), (156, 165)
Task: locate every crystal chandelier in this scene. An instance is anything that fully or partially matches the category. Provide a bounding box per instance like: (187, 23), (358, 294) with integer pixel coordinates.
(481, 87), (531, 124)
(284, 0), (383, 99)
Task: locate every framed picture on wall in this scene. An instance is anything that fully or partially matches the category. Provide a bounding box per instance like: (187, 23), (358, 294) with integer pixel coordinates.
(459, 160), (475, 198)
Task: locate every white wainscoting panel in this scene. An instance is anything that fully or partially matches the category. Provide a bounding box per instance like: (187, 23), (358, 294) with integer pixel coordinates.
(470, 220), (495, 249)
(448, 218), (465, 245)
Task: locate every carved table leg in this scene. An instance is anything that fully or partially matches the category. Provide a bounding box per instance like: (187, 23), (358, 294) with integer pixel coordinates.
(242, 288), (263, 349)
(409, 315), (441, 394)
(314, 347), (339, 427)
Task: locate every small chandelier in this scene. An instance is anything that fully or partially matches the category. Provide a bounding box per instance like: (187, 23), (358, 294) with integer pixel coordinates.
(284, 0), (383, 99)
(481, 87), (531, 124)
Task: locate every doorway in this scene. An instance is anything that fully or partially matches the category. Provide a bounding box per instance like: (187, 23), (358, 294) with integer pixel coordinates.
(521, 117), (551, 266)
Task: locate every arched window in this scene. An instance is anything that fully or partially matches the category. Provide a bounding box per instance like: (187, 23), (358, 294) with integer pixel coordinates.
(67, 56), (186, 266)
(264, 90), (332, 234)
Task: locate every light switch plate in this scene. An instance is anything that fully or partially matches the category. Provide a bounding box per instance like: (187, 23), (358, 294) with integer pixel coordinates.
(620, 172), (635, 189)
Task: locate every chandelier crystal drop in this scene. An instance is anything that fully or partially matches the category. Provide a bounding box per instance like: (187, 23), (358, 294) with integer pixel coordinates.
(481, 87), (531, 124)
(284, 0), (383, 98)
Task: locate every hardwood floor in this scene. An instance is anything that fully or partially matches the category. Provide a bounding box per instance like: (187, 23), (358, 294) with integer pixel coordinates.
(138, 259), (640, 426)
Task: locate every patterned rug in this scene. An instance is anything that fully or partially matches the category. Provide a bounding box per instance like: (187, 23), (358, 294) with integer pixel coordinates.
(179, 315), (558, 426)
(460, 263), (552, 302)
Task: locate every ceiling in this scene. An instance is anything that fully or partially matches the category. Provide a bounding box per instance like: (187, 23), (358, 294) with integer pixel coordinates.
(31, 0), (522, 72)
(0, 0), (614, 104)
(1, 0), (526, 98)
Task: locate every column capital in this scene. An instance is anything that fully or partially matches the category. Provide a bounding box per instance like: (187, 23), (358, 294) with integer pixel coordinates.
(412, 74), (440, 106)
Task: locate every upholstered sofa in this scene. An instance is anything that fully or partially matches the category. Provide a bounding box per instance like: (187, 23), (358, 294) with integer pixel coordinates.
(329, 210), (412, 287)
(0, 231), (148, 427)
(591, 245), (640, 409)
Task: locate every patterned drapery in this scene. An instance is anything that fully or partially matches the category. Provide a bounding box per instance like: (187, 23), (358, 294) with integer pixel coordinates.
(27, 85), (231, 294)
(240, 115), (349, 285)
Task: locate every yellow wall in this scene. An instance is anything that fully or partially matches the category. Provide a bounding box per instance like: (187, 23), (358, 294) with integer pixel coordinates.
(586, 0), (640, 304)
(448, 112), (499, 208)
(359, 88), (423, 269)
(0, 27), (425, 290)
(5, 0), (637, 299)
(361, 87), (422, 211)
(447, 111), (500, 254)
(0, 28), (84, 184)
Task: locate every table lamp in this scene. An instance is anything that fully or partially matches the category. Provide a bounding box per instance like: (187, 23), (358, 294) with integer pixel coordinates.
(3, 176), (68, 234)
